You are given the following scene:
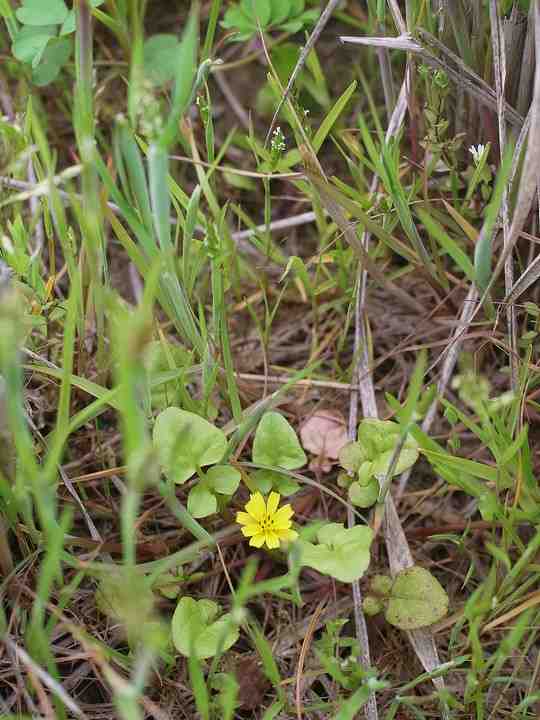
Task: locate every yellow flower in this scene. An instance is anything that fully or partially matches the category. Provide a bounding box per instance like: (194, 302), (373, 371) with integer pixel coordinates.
(236, 492), (298, 549)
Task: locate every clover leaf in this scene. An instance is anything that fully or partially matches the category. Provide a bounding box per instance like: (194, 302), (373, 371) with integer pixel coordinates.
(339, 419), (418, 506)
(172, 597), (239, 659)
(187, 465), (241, 518)
(298, 523), (373, 583)
(253, 411), (306, 469)
(153, 408), (227, 484)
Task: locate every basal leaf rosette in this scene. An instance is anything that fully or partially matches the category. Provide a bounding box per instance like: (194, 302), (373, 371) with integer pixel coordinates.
(339, 419), (419, 507)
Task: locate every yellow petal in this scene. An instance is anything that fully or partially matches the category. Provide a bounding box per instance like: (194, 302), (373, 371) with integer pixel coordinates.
(279, 529), (298, 542)
(267, 492), (281, 516)
(241, 524), (261, 537)
(272, 505), (293, 525)
(265, 531), (280, 549)
(245, 492), (266, 522)
(272, 519), (293, 532)
(249, 533), (266, 548)
(236, 511), (252, 526)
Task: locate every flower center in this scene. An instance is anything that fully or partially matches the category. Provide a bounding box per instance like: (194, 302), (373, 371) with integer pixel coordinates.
(259, 514), (273, 531)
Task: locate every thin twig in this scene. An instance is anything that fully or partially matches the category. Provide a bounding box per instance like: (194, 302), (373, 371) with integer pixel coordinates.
(490, 0), (518, 390)
(265, 0), (342, 146)
(3, 636), (88, 719)
(345, 56), (448, 714)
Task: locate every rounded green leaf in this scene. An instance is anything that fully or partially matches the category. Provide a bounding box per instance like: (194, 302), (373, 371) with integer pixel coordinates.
(370, 574), (393, 596)
(270, 0), (292, 25)
(172, 597), (239, 659)
(338, 442), (366, 472)
(337, 471), (352, 488)
(274, 474), (300, 496)
(221, 5), (256, 33)
(371, 445), (419, 479)
(241, 0), (272, 26)
(348, 478), (379, 508)
(385, 566), (449, 630)
(12, 25), (57, 66)
(357, 461), (374, 486)
(188, 483), (217, 518)
(342, 419), (419, 483)
(143, 34), (181, 86)
(32, 36), (71, 86)
(252, 411), (306, 470)
(298, 523), (373, 583)
(206, 465), (241, 495)
(153, 408), (227, 484)
(246, 469), (275, 494)
(363, 595), (383, 616)
(16, 0), (68, 25)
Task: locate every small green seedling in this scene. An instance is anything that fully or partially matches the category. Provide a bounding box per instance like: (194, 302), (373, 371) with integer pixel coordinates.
(153, 407), (240, 519)
(221, 0), (318, 42)
(171, 597), (239, 659)
(298, 522), (373, 583)
(187, 465), (241, 518)
(338, 419), (419, 508)
(314, 619), (382, 694)
(363, 567), (449, 630)
(12, 0), (104, 85)
(248, 410), (307, 496)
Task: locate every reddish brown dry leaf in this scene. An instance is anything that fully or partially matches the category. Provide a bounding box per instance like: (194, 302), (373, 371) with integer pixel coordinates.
(300, 410), (348, 473)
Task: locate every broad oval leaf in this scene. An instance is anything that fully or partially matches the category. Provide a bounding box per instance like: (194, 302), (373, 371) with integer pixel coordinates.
(348, 478), (379, 508)
(252, 411), (306, 470)
(206, 465), (241, 495)
(271, 0), (292, 24)
(385, 566), (449, 630)
(340, 419), (418, 485)
(153, 407), (227, 484)
(143, 34), (181, 86)
(241, 0), (272, 26)
(12, 25), (57, 66)
(187, 483), (217, 518)
(298, 523), (373, 583)
(32, 36), (71, 85)
(172, 597), (239, 659)
(16, 0), (68, 26)
(247, 468), (300, 496)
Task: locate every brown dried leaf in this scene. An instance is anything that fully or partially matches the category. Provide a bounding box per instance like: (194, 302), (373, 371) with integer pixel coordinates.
(300, 410), (348, 473)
